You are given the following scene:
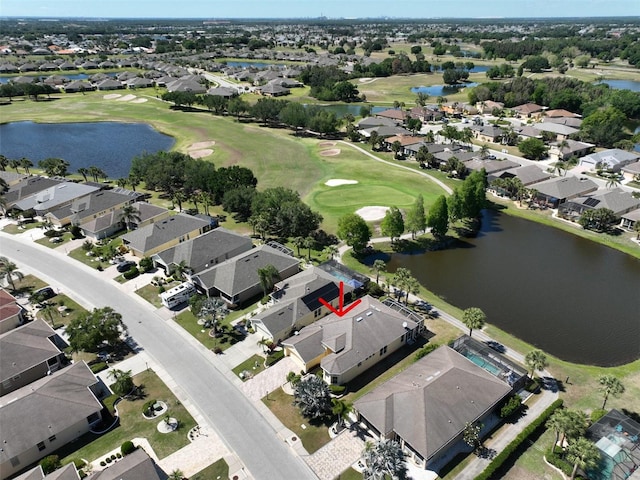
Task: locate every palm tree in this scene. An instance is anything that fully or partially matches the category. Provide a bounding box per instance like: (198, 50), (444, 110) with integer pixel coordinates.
(171, 190), (186, 212)
(391, 140), (403, 159)
(331, 398), (353, 428)
(546, 409), (568, 453)
(0, 256), (24, 292)
(118, 204), (141, 231)
(257, 264), (280, 297)
(198, 191), (213, 216)
(462, 307), (486, 337)
(479, 144), (490, 159)
(554, 161), (567, 177)
(565, 437), (601, 480)
(40, 302), (58, 329)
(524, 349), (549, 378)
(168, 469), (184, 480)
(557, 139), (570, 160)
(19, 158), (33, 175)
(425, 130), (435, 144)
(598, 375), (625, 409)
(88, 166), (106, 183)
(257, 337), (272, 353)
(77, 167), (89, 182)
(128, 173), (141, 192)
(606, 175), (621, 189)
(404, 276), (421, 305)
(368, 131), (380, 151)
(322, 245), (338, 260)
(303, 236), (315, 261)
(172, 260), (191, 280)
(293, 236), (305, 257)
(116, 177), (128, 188)
(0, 154), (7, 171)
(108, 369), (134, 396)
(9, 159), (20, 173)
(361, 439), (408, 480)
(371, 259), (386, 284)
(293, 375), (332, 419)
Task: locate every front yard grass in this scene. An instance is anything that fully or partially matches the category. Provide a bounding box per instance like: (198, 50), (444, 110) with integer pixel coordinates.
(262, 387), (332, 454)
(9, 274), (48, 297)
(190, 458), (230, 480)
(336, 467), (363, 480)
(59, 369), (196, 464)
(35, 232), (73, 249)
(174, 309), (248, 352)
(232, 354), (266, 380)
(2, 220), (41, 234)
(135, 283), (171, 308)
(34, 293), (89, 329)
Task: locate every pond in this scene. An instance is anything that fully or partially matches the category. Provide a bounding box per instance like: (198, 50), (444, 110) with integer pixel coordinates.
(0, 121), (174, 178)
(0, 72), (118, 84)
(411, 82), (479, 97)
(385, 209), (640, 366)
(595, 80), (640, 92)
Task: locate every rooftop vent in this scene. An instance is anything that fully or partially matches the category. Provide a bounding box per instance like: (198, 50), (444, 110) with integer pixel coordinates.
(366, 311), (373, 316)
(356, 317), (363, 322)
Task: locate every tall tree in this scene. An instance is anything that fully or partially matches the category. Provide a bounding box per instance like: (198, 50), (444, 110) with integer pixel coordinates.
(524, 349), (549, 378)
(427, 195), (449, 239)
(0, 256), (24, 292)
(77, 167), (89, 182)
(380, 206), (404, 244)
(546, 409), (569, 454)
(66, 307), (125, 353)
(293, 375), (332, 419)
(118, 204), (141, 231)
(38, 157), (70, 177)
(331, 398), (353, 428)
(565, 437), (601, 480)
(462, 307), (486, 337)
(108, 369), (134, 396)
(371, 259), (386, 284)
(257, 264), (280, 297)
(19, 158), (33, 175)
(405, 194), (426, 239)
(463, 421), (483, 453)
(361, 440), (408, 480)
(598, 375), (625, 409)
(337, 213), (372, 254)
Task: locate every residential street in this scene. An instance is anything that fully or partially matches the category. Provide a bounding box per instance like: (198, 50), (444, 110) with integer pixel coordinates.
(0, 233), (317, 480)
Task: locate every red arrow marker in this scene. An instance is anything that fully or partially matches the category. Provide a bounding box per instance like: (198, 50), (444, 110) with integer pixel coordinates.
(319, 281), (362, 317)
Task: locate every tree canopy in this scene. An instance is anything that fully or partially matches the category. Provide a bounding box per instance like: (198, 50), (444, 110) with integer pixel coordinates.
(380, 206), (404, 243)
(66, 306), (125, 353)
(337, 213), (372, 254)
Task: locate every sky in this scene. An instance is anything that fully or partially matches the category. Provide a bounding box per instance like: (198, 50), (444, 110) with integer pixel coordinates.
(2, 0), (639, 19)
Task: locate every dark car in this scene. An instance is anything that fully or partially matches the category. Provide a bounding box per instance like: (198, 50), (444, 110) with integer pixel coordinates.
(116, 260), (136, 273)
(32, 287), (55, 301)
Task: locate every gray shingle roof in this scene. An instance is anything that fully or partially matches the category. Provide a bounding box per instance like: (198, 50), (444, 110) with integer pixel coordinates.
(0, 319), (62, 383)
(4, 176), (63, 205)
(47, 190), (139, 222)
(532, 176), (598, 200)
(501, 164), (551, 186)
(85, 449), (161, 480)
(193, 244), (299, 297)
(354, 346), (512, 463)
(580, 149), (639, 168)
(569, 189), (640, 217)
(283, 296), (419, 375)
(14, 182), (99, 213)
(121, 213), (210, 254)
(0, 362), (102, 462)
(464, 158), (519, 174)
(153, 227), (253, 274)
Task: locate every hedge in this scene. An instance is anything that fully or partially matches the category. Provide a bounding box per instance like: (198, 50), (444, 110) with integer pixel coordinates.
(474, 398), (564, 480)
(90, 361), (108, 374)
(121, 440), (136, 456)
(123, 267), (140, 280)
(415, 342), (440, 361)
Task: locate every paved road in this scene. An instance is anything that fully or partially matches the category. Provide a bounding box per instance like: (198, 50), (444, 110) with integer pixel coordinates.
(0, 234), (316, 480)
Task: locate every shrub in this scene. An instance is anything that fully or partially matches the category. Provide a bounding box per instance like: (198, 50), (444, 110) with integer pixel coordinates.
(90, 361), (108, 374)
(143, 399), (157, 416)
(475, 399), (563, 480)
(591, 409), (607, 423)
(96, 264), (103, 271)
(121, 440), (136, 456)
(414, 342), (440, 361)
(110, 454), (116, 460)
(100, 461), (106, 467)
(329, 384), (346, 395)
(139, 256), (154, 273)
(69, 225), (83, 239)
(40, 455), (60, 475)
(266, 350), (284, 366)
(261, 295), (270, 305)
(44, 229), (64, 238)
(72, 458), (86, 469)
(366, 282), (385, 297)
(158, 285), (166, 294)
(79, 470), (88, 479)
(213, 347), (223, 355)
(123, 267), (140, 280)
(105, 457), (112, 464)
(500, 395), (523, 418)
(116, 453), (122, 459)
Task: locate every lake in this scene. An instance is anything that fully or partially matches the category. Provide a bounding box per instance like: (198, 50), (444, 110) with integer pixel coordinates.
(0, 72), (117, 84)
(385, 210), (640, 366)
(595, 79), (640, 92)
(411, 83), (479, 97)
(0, 121), (174, 178)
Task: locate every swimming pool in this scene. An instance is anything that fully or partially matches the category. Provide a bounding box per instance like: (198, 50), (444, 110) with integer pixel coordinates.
(463, 352), (502, 376)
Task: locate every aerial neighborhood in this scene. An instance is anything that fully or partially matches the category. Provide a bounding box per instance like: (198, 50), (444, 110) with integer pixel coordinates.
(0, 10), (639, 480)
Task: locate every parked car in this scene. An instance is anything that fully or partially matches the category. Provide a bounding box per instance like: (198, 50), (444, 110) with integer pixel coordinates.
(116, 260), (136, 273)
(32, 287), (55, 301)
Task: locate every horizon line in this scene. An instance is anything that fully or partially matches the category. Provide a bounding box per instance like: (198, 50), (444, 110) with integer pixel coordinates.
(2, 15), (640, 20)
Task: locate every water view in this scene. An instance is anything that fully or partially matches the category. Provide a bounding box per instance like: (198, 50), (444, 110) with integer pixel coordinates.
(385, 209), (640, 366)
(411, 82), (479, 97)
(0, 72), (117, 84)
(0, 121), (174, 178)
(595, 79), (640, 92)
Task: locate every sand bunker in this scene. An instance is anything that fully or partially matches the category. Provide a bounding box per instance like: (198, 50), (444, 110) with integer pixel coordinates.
(356, 206), (390, 221)
(189, 149), (213, 158)
(325, 179), (358, 187)
(117, 94), (136, 102)
(130, 98), (148, 103)
(318, 141), (336, 147)
(103, 94), (121, 100)
(188, 141), (216, 150)
(319, 149), (341, 157)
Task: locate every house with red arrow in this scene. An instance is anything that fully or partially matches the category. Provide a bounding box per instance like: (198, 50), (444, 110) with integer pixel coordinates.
(282, 296), (424, 386)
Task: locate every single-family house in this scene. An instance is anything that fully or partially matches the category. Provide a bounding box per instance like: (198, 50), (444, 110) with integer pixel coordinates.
(121, 213), (213, 258)
(63, 80), (94, 93)
(0, 171), (28, 188)
(152, 227), (253, 276)
(382, 135), (424, 151)
(513, 103), (544, 118)
(532, 176), (598, 208)
(434, 150), (478, 165)
(543, 116), (583, 129)
(126, 77), (153, 89)
(282, 296), (423, 385)
(14, 462), (79, 480)
(251, 267), (353, 343)
(548, 139), (594, 161)
(256, 83), (290, 97)
(12, 182), (100, 216)
(191, 244), (300, 307)
(559, 188), (640, 220)
(463, 158), (520, 175)
(544, 109), (580, 119)
(84, 448), (163, 480)
(0, 319), (68, 397)
(206, 86), (237, 98)
(532, 122), (579, 141)
(375, 109), (407, 124)
(470, 124), (505, 143)
(579, 149), (640, 172)
(621, 161), (640, 182)
(620, 209), (640, 231)
(490, 164), (552, 187)
(515, 125), (543, 140)
(165, 79), (207, 94)
(45, 190), (141, 228)
(360, 125), (412, 139)
(404, 142), (449, 159)
(354, 342), (518, 472)
(477, 100), (504, 114)
(0, 289), (26, 335)
(357, 116), (397, 130)
(408, 106), (443, 122)
(79, 201), (171, 241)
(0, 362), (104, 479)
(95, 79), (124, 91)
(4, 177), (63, 210)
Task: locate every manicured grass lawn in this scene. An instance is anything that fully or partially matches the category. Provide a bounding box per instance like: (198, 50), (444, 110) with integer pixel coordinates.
(34, 293), (89, 329)
(336, 467), (362, 480)
(9, 274), (48, 297)
(190, 458), (230, 480)
(35, 232), (74, 249)
(59, 369), (196, 464)
(262, 387), (332, 454)
(232, 354), (266, 380)
(174, 309), (247, 352)
(2, 220), (40, 234)
(135, 281), (179, 308)
(68, 237), (126, 268)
